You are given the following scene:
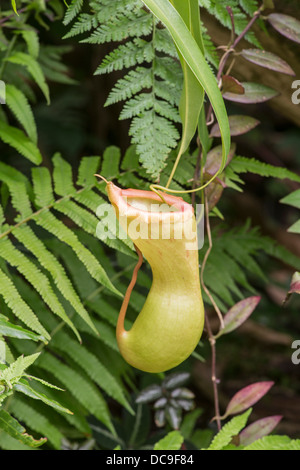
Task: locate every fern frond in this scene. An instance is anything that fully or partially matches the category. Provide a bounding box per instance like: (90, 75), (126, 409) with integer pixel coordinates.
(228, 156), (300, 183)
(83, 11), (153, 45)
(18, 29), (40, 59)
(105, 67), (153, 106)
(9, 397), (63, 450)
(5, 84), (38, 144)
(0, 161), (32, 218)
(95, 39), (154, 75)
(0, 267), (50, 341)
(32, 167), (55, 207)
(63, 13), (99, 39)
(201, 223), (287, 311)
(63, 0), (84, 26)
(0, 122), (42, 165)
(77, 156), (101, 186)
(199, 0), (261, 47)
(0, 238), (81, 340)
(6, 52), (50, 104)
(239, 0), (258, 16)
(52, 152), (76, 196)
(64, 0), (182, 179)
(36, 352), (115, 434)
(35, 210), (120, 298)
(13, 225), (94, 338)
(130, 111), (180, 177)
(207, 409), (252, 450)
(50, 330), (133, 414)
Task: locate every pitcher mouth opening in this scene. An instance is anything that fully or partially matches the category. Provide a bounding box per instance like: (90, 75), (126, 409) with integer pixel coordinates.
(117, 187), (194, 218)
(99, 181), (201, 251)
(125, 196), (180, 213)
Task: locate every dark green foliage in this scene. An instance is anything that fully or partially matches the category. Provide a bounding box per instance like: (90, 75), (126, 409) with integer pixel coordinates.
(64, 0), (183, 179)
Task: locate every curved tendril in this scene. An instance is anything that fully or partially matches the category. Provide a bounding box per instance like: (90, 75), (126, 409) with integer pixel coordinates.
(94, 174), (109, 184)
(150, 167), (221, 198)
(116, 245), (144, 337)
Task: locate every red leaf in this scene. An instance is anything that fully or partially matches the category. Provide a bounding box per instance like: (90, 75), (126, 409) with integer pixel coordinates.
(241, 49), (295, 76)
(222, 381), (274, 418)
(204, 143), (236, 176)
(216, 296), (261, 338)
(283, 272), (300, 305)
(239, 415), (282, 446)
(223, 82), (279, 104)
(210, 115), (260, 138)
(289, 272), (300, 295)
(222, 75), (245, 95)
(268, 13), (300, 44)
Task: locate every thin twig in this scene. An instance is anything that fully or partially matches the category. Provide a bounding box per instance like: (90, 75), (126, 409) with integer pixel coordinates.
(206, 4), (264, 122)
(0, 0), (52, 26)
(200, 192), (223, 431)
(200, 193), (224, 331)
(226, 6), (236, 45)
(198, 4), (265, 427)
(205, 318), (221, 431)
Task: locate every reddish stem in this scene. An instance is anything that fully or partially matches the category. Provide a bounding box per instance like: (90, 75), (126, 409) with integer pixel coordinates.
(116, 245), (144, 338)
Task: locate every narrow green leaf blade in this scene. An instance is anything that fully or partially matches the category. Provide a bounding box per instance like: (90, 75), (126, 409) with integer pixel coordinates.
(0, 122), (42, 164)
(0, 409), (46, 448)
(14, 381), (73, 415)
(5, 84), (38, 143)
(207, 409), (252, 450)
(154, 430), (184, 450)
(0, 315), (46, 343)
(6, 52), (50, 104)
(142, 0), (231, 176)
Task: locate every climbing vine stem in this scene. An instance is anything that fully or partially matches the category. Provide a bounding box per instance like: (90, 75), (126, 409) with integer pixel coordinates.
(196, 3), (265, 428)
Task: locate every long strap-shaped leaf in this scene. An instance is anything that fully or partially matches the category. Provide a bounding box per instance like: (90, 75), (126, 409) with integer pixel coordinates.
(142, 0), (231, 193)
(166, 0), (205, 188)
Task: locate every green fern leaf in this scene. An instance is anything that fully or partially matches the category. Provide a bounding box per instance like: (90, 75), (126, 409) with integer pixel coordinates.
(0, 238), (81, 341)
(77, 156), (101, 187)
(101, 146), (121, 179)
(5, 84), (38, 144)
(130, 111), (180, 178)
(18, 30), (40, 59)
(9, 397), (63, 450)
(229, 156), (300, 183)
(0, 267), (50, 341)
(243, 435), (300, 450)
(207, 409), (252, 450)
(105, 67), (153, 106)
(32, 167), (55, 207)
(84, 11), (153, 44)
(13, 224), (95, 337)
(37, 352), (115, 433)
(50, 330), (133, 414)
(120, 93), (154, 120)
(0, 122), (42, 165)
(96, 39), (154, 75)
(0, 162), (32, 219)
(52, 153), (76, 196)
(63, 13), (99, 39)
(239, 0), (258, 16)
(6, 52), (50, 104)
(34, 211), (122, 298)
(63, 0), (84, 25)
